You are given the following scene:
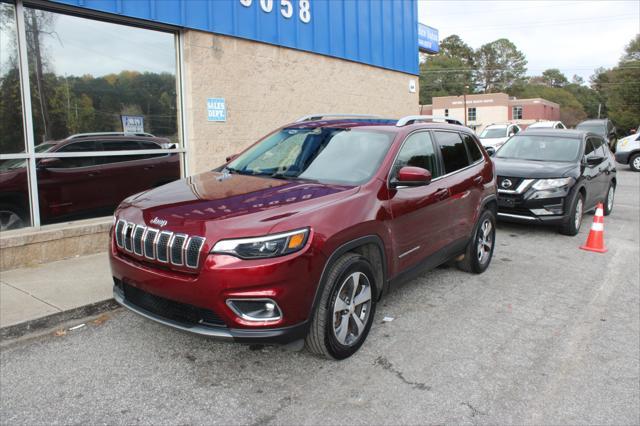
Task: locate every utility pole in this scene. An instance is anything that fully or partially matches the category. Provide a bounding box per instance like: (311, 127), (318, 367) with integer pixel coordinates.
(463, 85), (470, 126)
(597, 103), (602, 119)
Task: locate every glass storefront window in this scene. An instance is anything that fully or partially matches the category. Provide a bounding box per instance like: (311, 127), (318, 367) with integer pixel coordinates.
(19, 6), (182, 226)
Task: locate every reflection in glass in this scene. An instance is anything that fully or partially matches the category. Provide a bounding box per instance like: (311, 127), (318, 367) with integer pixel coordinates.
(0, 161), (31, 230)
(24, 7), (179, 144)
(0, 3), (26, 154)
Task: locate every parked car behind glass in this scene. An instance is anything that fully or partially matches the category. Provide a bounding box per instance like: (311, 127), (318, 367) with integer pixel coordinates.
(0, 133), (180, 231)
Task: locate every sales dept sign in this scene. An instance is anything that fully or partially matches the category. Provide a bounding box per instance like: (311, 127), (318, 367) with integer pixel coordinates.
(207, 98), (227, 122)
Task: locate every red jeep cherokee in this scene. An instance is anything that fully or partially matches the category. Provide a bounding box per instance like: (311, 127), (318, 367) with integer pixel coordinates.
(110, 115), (497, 359)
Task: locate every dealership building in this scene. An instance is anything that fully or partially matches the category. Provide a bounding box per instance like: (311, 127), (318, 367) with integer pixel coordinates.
(0, 0), (436, 269)
(420, 92), (561, 133)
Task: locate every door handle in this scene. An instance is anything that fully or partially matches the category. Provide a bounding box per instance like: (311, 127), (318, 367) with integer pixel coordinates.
(144, 165), (156, 170)
(435, 188), (449, 200)
(473, 176), (483, 184)
(87, 171), (101, 177)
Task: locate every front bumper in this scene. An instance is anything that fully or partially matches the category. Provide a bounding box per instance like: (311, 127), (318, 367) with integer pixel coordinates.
(496, 182), (571, 225)
(615, 150), (631, 165)
(109, 235), (325, 344)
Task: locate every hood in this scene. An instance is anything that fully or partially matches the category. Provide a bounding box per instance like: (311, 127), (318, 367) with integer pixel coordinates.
(117, 171), (357, 235)
(492, 157), (578, 179)
(480, 137), (508, 147)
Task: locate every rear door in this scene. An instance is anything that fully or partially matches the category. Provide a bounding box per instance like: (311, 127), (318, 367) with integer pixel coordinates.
(388, 131), (448, 271)
(583, 137), (606, 207)
(432, 131), (483, 243)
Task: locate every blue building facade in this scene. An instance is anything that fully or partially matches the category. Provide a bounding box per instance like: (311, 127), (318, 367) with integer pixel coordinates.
(52, 0), (420, 75)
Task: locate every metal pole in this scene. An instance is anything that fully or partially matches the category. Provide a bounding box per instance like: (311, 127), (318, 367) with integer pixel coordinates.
(598, 103), (601, 119)
(15, 0), (41, 228)
(463, 93), (467, 126)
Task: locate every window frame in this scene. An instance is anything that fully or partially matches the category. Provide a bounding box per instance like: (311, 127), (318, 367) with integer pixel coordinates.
(467, 107), (477, 122)
(512, 106), (523, 120)
(0, 0), (187, 229)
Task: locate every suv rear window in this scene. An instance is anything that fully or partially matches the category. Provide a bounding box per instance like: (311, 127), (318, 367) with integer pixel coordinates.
(434, 131), (470, 174)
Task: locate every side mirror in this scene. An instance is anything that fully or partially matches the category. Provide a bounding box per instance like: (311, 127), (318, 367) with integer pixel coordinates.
(37, 158), (62, 169)
(485, 146), (496, 157)
(226, 153), (239, 163)
(586, 155), (604, 166)
(391, 166), (432, 188)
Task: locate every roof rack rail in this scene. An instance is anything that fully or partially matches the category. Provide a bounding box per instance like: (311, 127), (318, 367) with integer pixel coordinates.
(295, 113), (381, 122)
(396, 115), (463, 127)
(67, 131), (155, 139)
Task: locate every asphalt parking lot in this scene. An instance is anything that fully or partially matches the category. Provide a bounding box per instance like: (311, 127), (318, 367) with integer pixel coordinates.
(1, 169), (638, 425)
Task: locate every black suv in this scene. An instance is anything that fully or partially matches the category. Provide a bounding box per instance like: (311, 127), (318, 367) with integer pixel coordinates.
(492, 129), (616, 235)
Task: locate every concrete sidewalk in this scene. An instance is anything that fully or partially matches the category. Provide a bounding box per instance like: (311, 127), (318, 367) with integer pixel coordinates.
(0, 252), (113, 333)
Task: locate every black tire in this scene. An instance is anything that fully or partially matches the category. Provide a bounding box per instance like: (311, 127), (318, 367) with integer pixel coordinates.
(559, 192), (584, 236)
(603, 182), (615, 216)
(457, 209), (496, 274)
(305, 253), (377, 360)
(0, 203), (28, 231)
(630, 153), (640, 172)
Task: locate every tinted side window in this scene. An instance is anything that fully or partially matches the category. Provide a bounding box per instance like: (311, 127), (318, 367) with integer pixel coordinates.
(394, 132), (439, 178)
(434, 131), (470, 174)
(584, 138), (598, 158)
(101, 140), (141, 151)
(462, 134), (483, 162)
(57, 141), (97, 153)
(139, 141), (161, 150)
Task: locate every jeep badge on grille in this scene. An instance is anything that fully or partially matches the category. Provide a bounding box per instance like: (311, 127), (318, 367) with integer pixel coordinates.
(150, 217), (168, 227)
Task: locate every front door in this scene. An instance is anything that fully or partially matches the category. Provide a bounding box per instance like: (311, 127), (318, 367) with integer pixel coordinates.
(388, 131), (449, 272)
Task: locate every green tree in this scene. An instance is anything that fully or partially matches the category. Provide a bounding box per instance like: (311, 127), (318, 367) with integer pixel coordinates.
(541, 68), (569, 88)
(474, 38), (527, 93)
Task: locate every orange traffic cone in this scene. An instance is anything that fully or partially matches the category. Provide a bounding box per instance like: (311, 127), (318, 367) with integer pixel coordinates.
(580, 202), (607, 253)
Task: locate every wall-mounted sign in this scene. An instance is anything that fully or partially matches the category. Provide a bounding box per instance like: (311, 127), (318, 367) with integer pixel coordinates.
(121, 115), (144, 133)
(408, 79), (417, 93)
(418, 23), (439, 54)
(207, 98), (227, 122)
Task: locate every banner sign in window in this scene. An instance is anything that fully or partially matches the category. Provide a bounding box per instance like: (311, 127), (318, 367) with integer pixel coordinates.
(418, 24), (439, 54)
(121, 115), (144, 133)
(207, 98), (227, 122)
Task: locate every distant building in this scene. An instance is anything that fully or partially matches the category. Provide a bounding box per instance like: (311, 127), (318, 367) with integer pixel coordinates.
(420, 93), (560, 133)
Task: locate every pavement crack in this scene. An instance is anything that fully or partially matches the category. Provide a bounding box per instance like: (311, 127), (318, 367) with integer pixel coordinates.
(249, 396), (292, 426)
(461, 401), (486, 417)
(374, 356), (431, 391)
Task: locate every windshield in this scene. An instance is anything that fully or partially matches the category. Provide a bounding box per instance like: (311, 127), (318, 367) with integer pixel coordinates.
(496, 135), (581, 162)
(480, 128), (507, 139)
(576, 123), (605, 136)
(226, 127), (394, 185)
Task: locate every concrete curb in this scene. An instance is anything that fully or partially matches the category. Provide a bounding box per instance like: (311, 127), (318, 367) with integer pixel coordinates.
(0, 298), (119, 341)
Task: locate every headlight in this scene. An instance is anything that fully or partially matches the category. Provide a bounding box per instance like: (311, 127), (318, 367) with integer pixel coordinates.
(532, 177), (574, 191)
(211, 228), (309, 259)
(618, 139), (628, 148)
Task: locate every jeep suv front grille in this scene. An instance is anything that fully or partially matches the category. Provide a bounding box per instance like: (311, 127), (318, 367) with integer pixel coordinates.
(115, 219), (206, 269)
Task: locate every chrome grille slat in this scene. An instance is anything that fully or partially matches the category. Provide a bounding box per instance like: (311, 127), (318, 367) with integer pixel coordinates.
(114, 220), (205, 269)
(115, 220), (126, 248)
(170, 234), (188, 265)
(124, 223), (135, 252)
(132, 225), (145, 255)
(185, 237), (206, 268)
(144, 228), (159, 260)
(156, 231), (172, 263)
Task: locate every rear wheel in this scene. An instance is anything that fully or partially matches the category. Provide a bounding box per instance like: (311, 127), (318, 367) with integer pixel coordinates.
(603, 183), (615, 216)
(559, 193), (584, 236)
(457, 209), (495, 274)
(630, 154), (640, 172)
(305, 253), (377, 360)
(0, 203), (27, 231)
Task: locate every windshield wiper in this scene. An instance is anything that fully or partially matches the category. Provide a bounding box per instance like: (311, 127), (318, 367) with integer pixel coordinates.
(270, 172), (318, 183)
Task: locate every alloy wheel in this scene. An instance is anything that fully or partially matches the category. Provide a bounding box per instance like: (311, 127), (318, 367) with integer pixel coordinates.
(607, 187), (615, 212)
(633, 156), (640, 171)
(574, 198), (583, 230)
(332, 272), (372, 346)
(476, 219), (493, 265)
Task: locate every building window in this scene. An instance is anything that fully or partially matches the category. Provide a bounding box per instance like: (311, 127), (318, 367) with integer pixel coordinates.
(513, 106), (523, 120)
(0, 4), (183, 230)
(444, 108), (449, 117)
(467, 107), (476, 122)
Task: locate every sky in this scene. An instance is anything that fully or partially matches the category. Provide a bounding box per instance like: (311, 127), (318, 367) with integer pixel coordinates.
(418, 0), (640, 82)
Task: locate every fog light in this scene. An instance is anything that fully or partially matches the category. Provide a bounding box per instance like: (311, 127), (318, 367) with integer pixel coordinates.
(226, 299), (282, 322)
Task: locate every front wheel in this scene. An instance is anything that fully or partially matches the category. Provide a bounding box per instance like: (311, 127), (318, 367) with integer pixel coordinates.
(0, 203), (28, 231)
(305, 253), (377, 360)
(630, 154), (640, 172)
(457, 209), (496, 274)
(603, 183), (615, 216)
(559, 193), (584, 236)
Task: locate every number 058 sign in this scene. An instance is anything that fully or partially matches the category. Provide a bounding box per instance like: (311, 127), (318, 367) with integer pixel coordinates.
(240, 0), (311, 24)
